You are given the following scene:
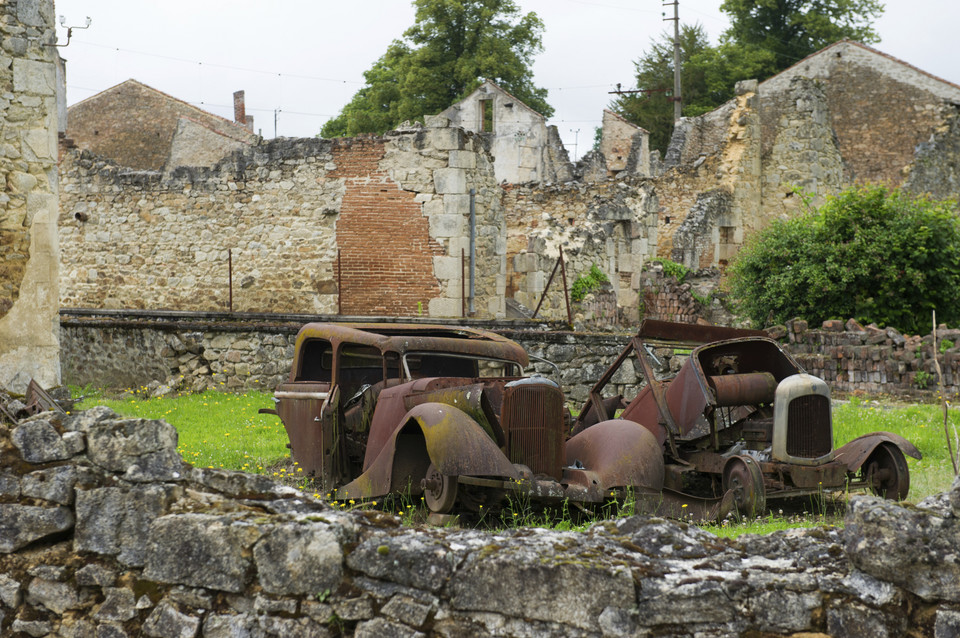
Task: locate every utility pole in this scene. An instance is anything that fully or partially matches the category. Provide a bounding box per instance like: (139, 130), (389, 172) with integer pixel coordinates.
(663, 0), (682, 122)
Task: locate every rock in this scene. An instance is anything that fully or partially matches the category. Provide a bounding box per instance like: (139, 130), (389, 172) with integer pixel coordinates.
(143, 602), (201, 638)
(448, 533), (635, 631)
(144, 514), (263, 593)
(332, 596), (375, 621)
(75, 485), (181, 566)
(0, 504), (74, 552)
(11, 419), (69, 462)
(201, 614), (260, 638)
(0, 573), (22, 607)
(258, 616), (332, 637)
(347, 532), (456, 592)
(765, 324), (788, 340)
(94, 587), (137, 622)
(26, 577), (79, 614)
(75, 564), (116, 588)
(11, 618), (54, 637)
(0, 473), (20, 499)
(355, 618), (424, 638)
(21, 465), (77, 505)
(85, 417), (182, 481)
(381, 595), (432, 628)
(846, 318), (866, 332)
(253, 522), (343, 596)
(845, 495), (960, 602)
(822, 319), (845, 332)
(65, 405), (117, 431)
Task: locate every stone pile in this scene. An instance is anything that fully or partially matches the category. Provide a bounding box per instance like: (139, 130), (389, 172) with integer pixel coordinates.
(1, 397), (959, 636)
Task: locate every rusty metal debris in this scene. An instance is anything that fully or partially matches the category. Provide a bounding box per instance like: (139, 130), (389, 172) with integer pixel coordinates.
(265, 323), (673, 519)
(573, 319), (922, 517)
(0, 379), (68, 425)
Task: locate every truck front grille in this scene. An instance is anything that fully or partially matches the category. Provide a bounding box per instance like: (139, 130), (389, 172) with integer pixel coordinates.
(786, 394), (832, 458)
(500, 382), (565, 480)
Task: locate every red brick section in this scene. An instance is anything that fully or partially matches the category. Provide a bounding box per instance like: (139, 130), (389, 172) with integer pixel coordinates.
(330, 137), (444, 316)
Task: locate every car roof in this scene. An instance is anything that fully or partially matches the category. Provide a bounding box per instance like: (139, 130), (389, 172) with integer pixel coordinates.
(294, 323), (529, 366)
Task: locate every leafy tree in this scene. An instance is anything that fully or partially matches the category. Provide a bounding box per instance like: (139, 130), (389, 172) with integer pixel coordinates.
(613, 1), (883, 153)
(322, 0), (551, 137)
(727, 186), (960, 335)
(720, 0), (883, 77)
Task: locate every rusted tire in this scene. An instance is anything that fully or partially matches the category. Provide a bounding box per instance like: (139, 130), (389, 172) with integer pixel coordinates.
(722, 456), (766, 519)
(422, 463), (458, 514)
(864, 442), (909, 500)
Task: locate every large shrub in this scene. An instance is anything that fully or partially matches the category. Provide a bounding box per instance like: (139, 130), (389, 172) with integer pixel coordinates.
(728, 186), (960, 334)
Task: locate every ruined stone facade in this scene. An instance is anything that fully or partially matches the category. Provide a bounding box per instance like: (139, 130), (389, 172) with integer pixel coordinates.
(65, 79), (258, 173)
(0, 0), (60, 392)
(54, 41), (960, 328)
(59, 118), (506, 318)
(658, 41), (960, 271)
(439, 79), (574, 184)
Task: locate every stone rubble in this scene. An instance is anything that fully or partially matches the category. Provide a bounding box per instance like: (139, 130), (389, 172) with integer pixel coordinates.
(0, 394), (958, 636)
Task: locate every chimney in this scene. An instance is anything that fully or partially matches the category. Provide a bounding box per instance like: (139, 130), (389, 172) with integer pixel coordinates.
(233, 90), (247, 128)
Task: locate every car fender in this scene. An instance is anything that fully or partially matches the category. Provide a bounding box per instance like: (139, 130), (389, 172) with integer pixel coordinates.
(834, 431), (922, 472)
(337, 402), (518, 500)
(565, 419), (664, 492)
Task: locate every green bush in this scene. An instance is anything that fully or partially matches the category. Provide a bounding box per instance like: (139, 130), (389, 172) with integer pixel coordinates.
(653, 258), (690, 283)
(728, 186), (960, 334)
(570, 263), (610, 302)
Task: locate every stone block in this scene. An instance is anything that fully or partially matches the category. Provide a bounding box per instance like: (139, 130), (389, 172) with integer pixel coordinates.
(448, 150), (476, 169)
(144, 514), (263, 593)
(443, 193), (471, 216)
(433, 168), (467, 194)
(21, 466), (77, 505)
(13, 58), (56, 96)
(85, 417), (181, 482)
(428, 214), (463, 239)
(428, 297), (461, 318)
(143, 602), (201, 638)
(26, 577), (79, 615)
(12, 420), (69, 463)
(433, 256), (461, 280)
(431, 128), (463, 151)
(0, 504), (74, 552)
(253, 522), (343, 596)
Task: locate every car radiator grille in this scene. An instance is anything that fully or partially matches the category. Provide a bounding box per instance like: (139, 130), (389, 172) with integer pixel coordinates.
(786, 394), (832, 459)
(500, 383), (565, 480)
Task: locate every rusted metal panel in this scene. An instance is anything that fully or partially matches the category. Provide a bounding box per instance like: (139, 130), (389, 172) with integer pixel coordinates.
(565, 419), (664, 492)
(501, 380), (565, 480)
(636, 319), (766, 344)
(785, 394), (832, 458)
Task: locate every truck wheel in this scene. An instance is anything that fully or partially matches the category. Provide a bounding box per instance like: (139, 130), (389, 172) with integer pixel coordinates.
(722, 456), (766, 519)
(864, 442), (909, 500)
(422, 463), (458, 514)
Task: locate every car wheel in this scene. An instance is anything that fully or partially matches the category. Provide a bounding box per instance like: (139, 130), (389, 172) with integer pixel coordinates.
(422, 463), (458, 514)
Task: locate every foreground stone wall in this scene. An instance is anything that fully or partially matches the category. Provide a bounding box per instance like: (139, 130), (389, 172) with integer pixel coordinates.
(0, 0), (61, 393)
(1, 401), (959, 637)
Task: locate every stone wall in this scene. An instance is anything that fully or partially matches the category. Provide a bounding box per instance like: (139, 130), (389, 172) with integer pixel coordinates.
(60, 311), (960, 400)
(501, 179), (659, 325)
(2, 399), (960, 636)
(59, 118), (507, 319)
(0, 0), (61, 393)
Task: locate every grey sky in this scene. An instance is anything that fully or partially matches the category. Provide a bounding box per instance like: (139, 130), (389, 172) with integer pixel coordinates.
(54, 1), (960, 159)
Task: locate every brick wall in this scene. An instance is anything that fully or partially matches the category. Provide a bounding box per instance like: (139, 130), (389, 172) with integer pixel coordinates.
(330, 137), (444, 315)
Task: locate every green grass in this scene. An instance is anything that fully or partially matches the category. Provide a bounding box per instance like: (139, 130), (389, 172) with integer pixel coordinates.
(74, 388), (290, 476)
(72, 387), (958, 535)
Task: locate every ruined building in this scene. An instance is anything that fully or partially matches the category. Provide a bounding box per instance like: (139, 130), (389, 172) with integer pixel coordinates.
(56, 41), (960, 326)
(0, 0), (61, 392)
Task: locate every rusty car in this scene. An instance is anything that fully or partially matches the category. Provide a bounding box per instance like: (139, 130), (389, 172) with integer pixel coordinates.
(261, 323), (678, 519)
(572, 319), (922, 517)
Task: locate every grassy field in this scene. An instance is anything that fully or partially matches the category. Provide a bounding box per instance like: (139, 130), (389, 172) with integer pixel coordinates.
(74, 388), (959, 534)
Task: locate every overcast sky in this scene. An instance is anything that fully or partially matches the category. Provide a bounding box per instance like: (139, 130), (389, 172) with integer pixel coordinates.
(53, 0), (960, 160)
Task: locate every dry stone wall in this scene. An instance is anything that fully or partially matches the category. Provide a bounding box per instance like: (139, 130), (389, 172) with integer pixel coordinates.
(0, 0), (60, 393)
(59, 118), (506, 319)
(2, 399), (960, 637)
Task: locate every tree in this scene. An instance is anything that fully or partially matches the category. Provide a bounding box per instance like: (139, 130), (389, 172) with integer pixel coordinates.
(727, 186), (960, 335)
(720, 0), (883, 78)
(322, 0), (551, 138)
(612, 1), (884, 153)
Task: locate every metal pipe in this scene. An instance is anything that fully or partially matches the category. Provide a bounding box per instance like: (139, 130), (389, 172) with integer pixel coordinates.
(469, 188), (476, 315)
(461, 248), (466, 318)
(228, 248), (233, 313)
(337, 249), (342, 315)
